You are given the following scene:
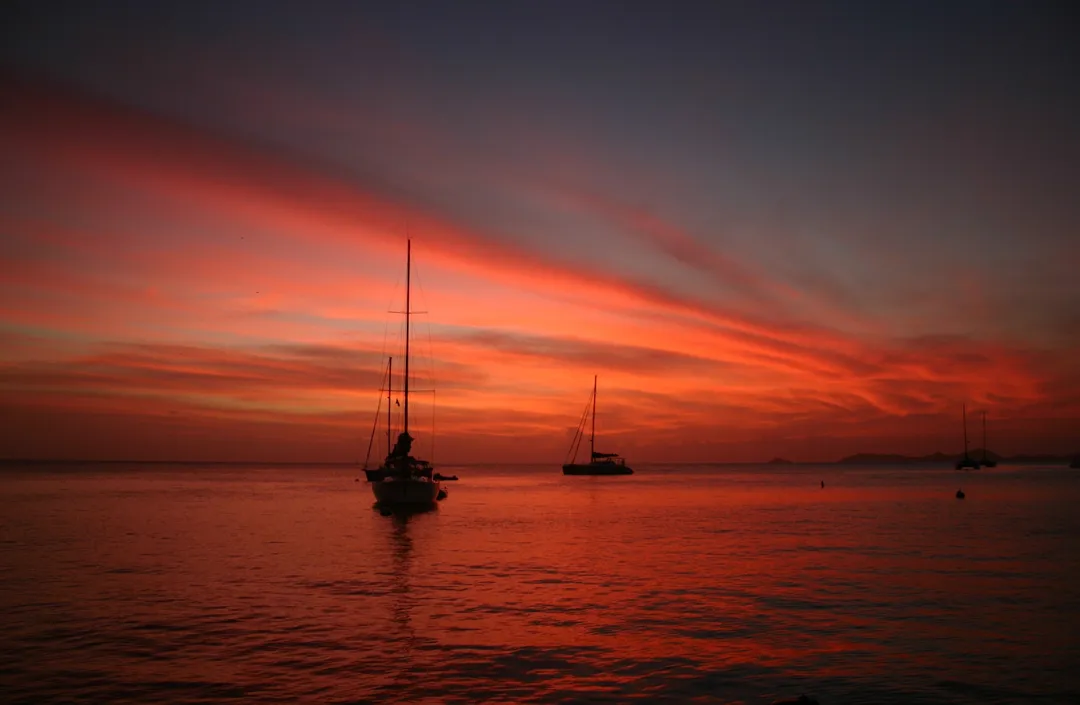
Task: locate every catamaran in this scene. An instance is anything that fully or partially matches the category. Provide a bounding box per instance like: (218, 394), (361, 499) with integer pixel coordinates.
(366, 240), (446, 507)
(562, 375), (633, 476)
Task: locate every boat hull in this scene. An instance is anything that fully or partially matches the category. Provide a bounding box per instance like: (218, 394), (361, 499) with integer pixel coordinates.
(364, 468), (387, 482)
(365, 465), (434, 483)
(562, 463), (633, 476)
(372, 477), (442, 506)
(955, 459), (980, 470)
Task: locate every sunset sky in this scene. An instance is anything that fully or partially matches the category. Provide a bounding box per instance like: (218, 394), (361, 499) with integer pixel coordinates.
(1, 1), (1077, 463)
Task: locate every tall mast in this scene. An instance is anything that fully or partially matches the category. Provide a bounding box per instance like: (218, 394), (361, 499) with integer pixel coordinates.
(590, 374), (597, 459)
(404, 239), (411, 435)
(387, 357), (392, 456)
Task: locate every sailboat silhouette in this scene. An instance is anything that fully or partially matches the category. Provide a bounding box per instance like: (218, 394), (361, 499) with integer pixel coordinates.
(562, 375), (633, 476)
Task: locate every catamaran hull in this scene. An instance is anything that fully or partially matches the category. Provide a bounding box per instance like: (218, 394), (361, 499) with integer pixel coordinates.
(372, 478), (442, 506)
(562, 463), (633, 476)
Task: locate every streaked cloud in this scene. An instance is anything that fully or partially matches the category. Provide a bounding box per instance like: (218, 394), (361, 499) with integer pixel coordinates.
(0, 42), (1076, 462)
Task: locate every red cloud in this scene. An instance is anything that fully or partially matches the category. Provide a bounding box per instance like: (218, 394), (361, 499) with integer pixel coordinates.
(1, 72), (1076, 462)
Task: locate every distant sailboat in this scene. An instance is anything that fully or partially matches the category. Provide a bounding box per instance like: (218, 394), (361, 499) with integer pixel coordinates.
(956, 404), (980, 470)
(980, 411), (997, 468)
(562, 375), (633, 476)
(368, 240), (446, 507)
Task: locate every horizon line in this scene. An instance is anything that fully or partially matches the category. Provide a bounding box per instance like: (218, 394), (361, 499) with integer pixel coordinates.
(1, 452), (1076, 467)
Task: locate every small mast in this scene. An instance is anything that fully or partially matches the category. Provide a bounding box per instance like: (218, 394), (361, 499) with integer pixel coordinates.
(962, 403), (969, 456)
(590, 374), (597, 459)
(404, 239), (411, 436)
(982, 410), (990, 462)
(387, 357), (392, 457)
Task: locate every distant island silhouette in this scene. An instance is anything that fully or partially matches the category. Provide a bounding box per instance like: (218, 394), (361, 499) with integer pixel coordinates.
(836, 450), (1075, 465)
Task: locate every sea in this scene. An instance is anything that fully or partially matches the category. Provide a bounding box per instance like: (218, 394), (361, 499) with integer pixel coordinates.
(1, 461), (1077, 704)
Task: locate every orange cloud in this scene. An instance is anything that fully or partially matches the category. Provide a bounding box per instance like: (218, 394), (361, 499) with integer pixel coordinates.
(1, 73), (1076, 462)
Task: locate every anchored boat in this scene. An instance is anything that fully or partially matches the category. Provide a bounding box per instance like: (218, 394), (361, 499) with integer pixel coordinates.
(562, 375), (633, 476)
(365, 240), (446, 508)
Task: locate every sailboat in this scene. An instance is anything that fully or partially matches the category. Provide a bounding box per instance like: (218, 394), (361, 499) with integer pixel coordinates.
(562, 375), (633, 476)
(955, 403), (980, 470)
(979, 411), (997, 468)
(369, 240), (445, 507)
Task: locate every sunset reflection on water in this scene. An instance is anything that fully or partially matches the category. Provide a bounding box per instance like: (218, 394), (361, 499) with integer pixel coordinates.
(2, 462), (1077, 703)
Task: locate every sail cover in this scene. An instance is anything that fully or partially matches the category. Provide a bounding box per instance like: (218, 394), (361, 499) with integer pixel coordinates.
(592, 451), (618, 458)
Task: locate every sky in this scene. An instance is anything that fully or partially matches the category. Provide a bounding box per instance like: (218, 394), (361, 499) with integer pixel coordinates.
(1, 0), (1077, 463)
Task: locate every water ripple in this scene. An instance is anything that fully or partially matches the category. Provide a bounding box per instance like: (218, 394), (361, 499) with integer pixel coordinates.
(2, 463), (1078, 704)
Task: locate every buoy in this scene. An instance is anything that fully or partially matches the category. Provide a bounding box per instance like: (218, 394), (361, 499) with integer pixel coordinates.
(956, 489), (965, 499)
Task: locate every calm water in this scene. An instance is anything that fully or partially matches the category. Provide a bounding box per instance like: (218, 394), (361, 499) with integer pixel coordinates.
(2, 462), (1078, 704)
